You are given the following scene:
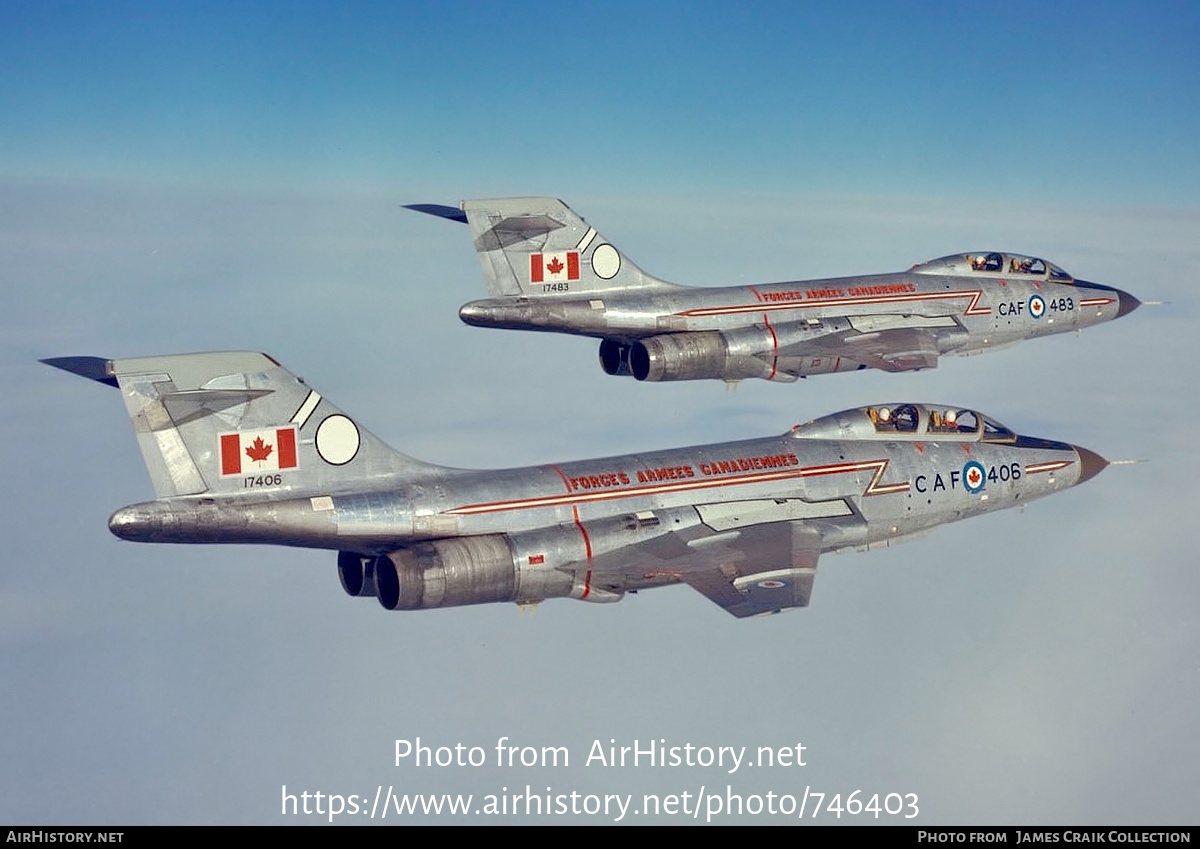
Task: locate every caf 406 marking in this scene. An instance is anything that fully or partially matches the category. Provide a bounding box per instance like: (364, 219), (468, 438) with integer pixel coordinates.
(915, 461), (1029, 494)
(45, 355), (1107, 618)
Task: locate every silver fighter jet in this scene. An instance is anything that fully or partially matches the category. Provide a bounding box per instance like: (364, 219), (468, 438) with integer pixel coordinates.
(44, 352), (1107, 617)
(407, 198), (1140, 383)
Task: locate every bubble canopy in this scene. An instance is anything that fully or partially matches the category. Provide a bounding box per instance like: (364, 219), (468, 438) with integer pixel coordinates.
(912, 252), (1074, 281)
(790, 404), (1018, 443)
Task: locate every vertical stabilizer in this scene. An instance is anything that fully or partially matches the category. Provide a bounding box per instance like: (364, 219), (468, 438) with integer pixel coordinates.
(42, 352), (441, 499)
(457, 197), (673, 297)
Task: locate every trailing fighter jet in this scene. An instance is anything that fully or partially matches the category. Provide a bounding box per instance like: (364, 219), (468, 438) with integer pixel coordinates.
(44, 352), (1107, 617)
(406, 198), (1140, 383)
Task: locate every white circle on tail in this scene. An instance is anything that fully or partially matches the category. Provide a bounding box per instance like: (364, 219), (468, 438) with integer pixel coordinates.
(1028, 294), (1046, 319)
(963, 460), (986, 493)
(591, 244), (621, 280)
(316, 415), (361, 466)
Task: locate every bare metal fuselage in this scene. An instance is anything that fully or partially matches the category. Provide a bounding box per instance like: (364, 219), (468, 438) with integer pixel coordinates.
(460, 267), (1135, 382)
(106, 404), (1101, 614)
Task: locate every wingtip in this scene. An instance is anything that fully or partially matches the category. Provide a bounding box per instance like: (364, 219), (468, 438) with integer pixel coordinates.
(40, 356), (119, 387)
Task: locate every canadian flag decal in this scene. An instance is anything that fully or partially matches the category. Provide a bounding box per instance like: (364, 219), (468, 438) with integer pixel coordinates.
(219, 427), (299, 476)
(530, 251), (580, 283)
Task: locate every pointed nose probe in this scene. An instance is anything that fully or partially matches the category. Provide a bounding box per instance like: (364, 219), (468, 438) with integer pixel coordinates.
(1074, 446), (1109, 485)
(1115, 288), (1141, 319)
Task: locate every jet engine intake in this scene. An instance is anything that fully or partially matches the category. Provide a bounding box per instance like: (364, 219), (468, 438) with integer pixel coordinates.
(630, 331), (776, 382)
(338, 550), (378, 598)
(375, 536), (519, 610)
(598, 338), (632, 376)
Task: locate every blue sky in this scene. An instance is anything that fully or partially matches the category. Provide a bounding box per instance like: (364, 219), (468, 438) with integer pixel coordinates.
(3, 1), (1197, 200)
(1, 0), (1198, 825)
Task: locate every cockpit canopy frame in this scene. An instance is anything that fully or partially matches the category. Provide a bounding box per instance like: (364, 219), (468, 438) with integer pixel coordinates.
(912, 252), (1073, 282)
(791, 403), (1017, 443)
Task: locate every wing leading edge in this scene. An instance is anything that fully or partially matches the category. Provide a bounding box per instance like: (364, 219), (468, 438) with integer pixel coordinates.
(681, 523), (820, 617)
(800, 325), (943, 373)
(582, 519), (825, 618)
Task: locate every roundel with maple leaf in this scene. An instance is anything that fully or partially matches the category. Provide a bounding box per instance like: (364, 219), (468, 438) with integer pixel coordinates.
(962, 460), (986, 494)
(1028, 294), (1046, 319)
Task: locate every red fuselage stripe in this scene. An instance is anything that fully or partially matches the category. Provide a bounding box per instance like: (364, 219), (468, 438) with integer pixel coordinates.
(446, 459), (903, 515)
(1024, 460), (1073, 474)
(677, 289), (990, 318)
(572, 505), (593, 560)
(764, 313), (778, 380)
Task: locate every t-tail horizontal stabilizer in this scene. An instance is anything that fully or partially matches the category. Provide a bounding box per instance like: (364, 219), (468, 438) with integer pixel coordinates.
(402, 203), (467, 224)
(41, 356), (119, 387)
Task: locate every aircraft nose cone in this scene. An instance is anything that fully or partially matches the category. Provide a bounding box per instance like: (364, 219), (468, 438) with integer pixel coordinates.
(1115, 287), (1142, 318)
(1077, 280), (1140, 319)
(1074, 446), (1109, 486)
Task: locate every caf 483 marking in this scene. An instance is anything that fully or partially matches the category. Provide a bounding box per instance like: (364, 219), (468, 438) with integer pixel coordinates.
(44, 353), (1107, 618)
(407, 198), (1140, 384)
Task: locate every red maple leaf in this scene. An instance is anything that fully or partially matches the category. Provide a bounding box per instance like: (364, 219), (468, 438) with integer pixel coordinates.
(245, 436), (273, 463)
(968, 469), (981, 484)
(545, 256), (564, 275)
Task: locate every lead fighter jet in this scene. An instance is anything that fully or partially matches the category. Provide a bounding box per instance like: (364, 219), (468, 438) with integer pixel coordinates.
(45, 352), (1107, 617)
(407, 198), (1140, 383)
